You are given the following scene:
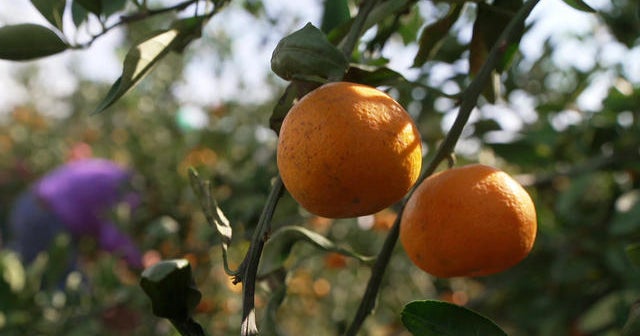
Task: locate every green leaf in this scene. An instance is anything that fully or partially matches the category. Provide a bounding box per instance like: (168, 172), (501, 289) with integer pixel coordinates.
(94, 29), (180, 113)
(71, 1), (90, 28)
(470, 2), (524, 75)
(626, 243), (640, 268)
(401, 300), (508, 336)
(258, 226), (374, 277)
(413, 4), (462, 67)
(140, 259), (202, 320)
(74, 0), (102, 15)
(397, 7), (424, 45)
(169, 16), (207, 53)
(321, 0), (350, 34)
(362, 0), (413, 33)
(343, 65), (407, 87)
(0, 24), (68, 61)
(93, 16), (205, 113)
(30, 0), (66, 31)
(327, 0), (413, 46)
(103, 0), (127, 17)
(474, 118), (502, 135)
(561, 0), (597, 13)
(188, 168), (237, 276)
(269, 80), (321, 134)
(577, 291), (638, 333)
(271, 22), (349, 81)
(623, 301), (640, 336)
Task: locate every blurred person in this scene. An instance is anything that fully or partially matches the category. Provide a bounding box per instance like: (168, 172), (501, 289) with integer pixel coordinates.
(2, 158), (143, 274)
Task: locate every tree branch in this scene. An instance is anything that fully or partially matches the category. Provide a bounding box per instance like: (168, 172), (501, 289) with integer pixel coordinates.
(238, 177), (285, 336)
(73, 0), (201, 49)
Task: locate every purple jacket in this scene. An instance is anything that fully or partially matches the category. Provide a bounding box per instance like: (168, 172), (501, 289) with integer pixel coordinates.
(34, 159), (142, 268)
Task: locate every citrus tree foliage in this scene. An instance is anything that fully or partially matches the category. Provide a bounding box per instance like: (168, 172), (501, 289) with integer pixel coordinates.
(1, 0), (640, 335)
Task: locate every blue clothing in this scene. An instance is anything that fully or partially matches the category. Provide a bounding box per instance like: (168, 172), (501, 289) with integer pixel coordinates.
(7, 191), (69, 264)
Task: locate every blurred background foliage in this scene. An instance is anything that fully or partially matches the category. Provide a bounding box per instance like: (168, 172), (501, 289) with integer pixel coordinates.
(0, 0), (639, 335)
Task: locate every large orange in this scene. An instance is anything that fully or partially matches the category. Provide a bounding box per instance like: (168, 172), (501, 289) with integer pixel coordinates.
(400, 164), (537, 278)
(277, 82), (422, 218)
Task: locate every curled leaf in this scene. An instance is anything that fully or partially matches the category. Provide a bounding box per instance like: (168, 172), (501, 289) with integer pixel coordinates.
(413, 4), (463, 67)
(140, 259), (202, 320)
(258, 225), (374, 277)
(188, 168), (237, 276)
(271, 22), (349, 81)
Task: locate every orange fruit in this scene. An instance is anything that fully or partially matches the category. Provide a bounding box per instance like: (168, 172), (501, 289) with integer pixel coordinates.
(277, 81), (422, 218)
(400, 164), (537, 278)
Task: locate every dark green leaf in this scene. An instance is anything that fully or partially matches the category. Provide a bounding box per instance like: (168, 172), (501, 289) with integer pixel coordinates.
(170, 16), (207, 53)
(94, 29), (182, 113)
(489, 141), (548, 167)
(626, 243), (640, 268)
(577, 291), (639, 333)
(603, 86), (640, 112)
(401, 300), (507, 336)
(140, 259), (201, 320)
(0, 24), (68, 61)
(413, 4), (462, 67)
(470, 2), (523, 102)
(622, 301), (640, 336)
(271, 22), (349, 81)
(474, 118), (502, 135)
(71, 1), (90, 28)
(362, 0), (412, 33)
(258, 226), (374, 277)
(74, 0), (102, 15)
(270, 80), (321, 134)
(321, 0), (350, 34)
(397, 7), (423, 45)
(30, 0), (66, 31)
(561, 0), (597, 13)
(103, 0), (127, 17)
(343, 65), (407, 87)
(326, 0), (412, 46)
(470, 2), (524, 74)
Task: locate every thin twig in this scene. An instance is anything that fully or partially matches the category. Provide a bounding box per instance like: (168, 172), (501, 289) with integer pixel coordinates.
(73, 0), (200, 49)
(239, 177), (285, 336)
(343, 0), (542, 334)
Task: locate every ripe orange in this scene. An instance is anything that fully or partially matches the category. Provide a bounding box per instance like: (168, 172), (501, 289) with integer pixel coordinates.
(400, 164), (537, 278)
(277, 81), (422, 218)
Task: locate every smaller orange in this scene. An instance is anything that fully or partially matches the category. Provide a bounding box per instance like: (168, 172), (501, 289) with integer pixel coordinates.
(277, 81), (422, 218)
(400, 164), (537, 278)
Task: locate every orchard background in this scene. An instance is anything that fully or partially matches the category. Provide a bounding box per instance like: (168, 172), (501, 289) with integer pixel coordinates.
(1, 0), (640, 335)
